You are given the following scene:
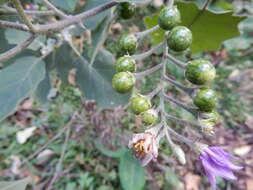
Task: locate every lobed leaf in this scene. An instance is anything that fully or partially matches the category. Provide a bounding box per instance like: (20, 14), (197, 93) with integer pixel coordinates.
(144, 1), (246, 54)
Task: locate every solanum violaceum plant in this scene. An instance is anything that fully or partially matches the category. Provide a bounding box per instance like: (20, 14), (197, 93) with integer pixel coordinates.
(112, 1), (242, 189)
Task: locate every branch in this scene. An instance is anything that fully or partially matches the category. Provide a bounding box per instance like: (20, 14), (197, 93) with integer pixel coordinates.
(132, 41), (164, 61)
(0, 1), (117, 34)
(134, 62), (164, 79)
(42, 0), (68, 19)
(164, 112), (201, 129)
(146, 85), (163, 99)
(163, 93), (198, 116)
(165, 54), (186, 69)
(135, 25), (160, 39)
(0, 34), (36, 63)
(163, 75), (196, 95)
(0, 6), (55, 16)
(166, 0), (175, 8)
(11, 0), (37, 33)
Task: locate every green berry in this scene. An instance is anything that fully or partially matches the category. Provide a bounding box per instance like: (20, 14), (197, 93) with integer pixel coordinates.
(193, 88), (218, 112)
(185, 59), (216, 85)
(131, 95), (152, 114)
(112, 72), (135, 93)
(118, 2), (136, 19)
(158, 6), (181, 30)
(119, 34), (138, 53)
(167, 26), (192, 52)
(141, 109), (158, 125)
(115, 55), (136, 72)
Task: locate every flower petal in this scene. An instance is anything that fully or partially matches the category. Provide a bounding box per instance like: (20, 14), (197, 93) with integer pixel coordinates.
(205, 169), (217, 190)
(140, 153), (153, 167)
(206, 148), (243, 171)
(201, 155), (237, 180)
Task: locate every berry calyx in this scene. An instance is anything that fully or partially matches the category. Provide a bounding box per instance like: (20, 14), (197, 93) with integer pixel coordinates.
(198, 111), (220, 125)
(167, 26), (192, 52)
(112, 72), (135, 93)
(131, 94), (152, 114)
(115, 55), (136, 72)
(193, 88), (218, 112)
(141, 109), (158, 125)
(118, 2), (136, 19)
(119, 34), (138, 53)
(158, 6), (181, 30)
(185, 59), (216, 85)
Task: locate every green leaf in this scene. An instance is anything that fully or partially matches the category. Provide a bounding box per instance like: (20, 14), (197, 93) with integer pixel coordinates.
(0, 0), (9, 6)
(165, 168), (182, 189)
(34, 73), (51, 104)
(4, 29), (46, 51)
(95, 142), (125, 158)
(81, 0), (112, 30)
(119, 149), (146, 190)
(0, 56), (46, 121)
(50, 0), (78, 12)
(144, 2), (246, 54)
(75, 49), (131, 108)
(0, 177), (32, 190)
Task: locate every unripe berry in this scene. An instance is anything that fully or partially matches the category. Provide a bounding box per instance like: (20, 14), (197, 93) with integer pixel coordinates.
(112, 72), (135, 93)
(193, 88), (218, 112)
(115, 55), (136, 72)
(118, 2), (136, 19)
(119, 34), (138, 53)
(167, 26), (192, 52)
(158, 6), (181, 30)
(131, 94), (152, 115)
(185, 59), (216, 85)
(141, 109), (158, 125)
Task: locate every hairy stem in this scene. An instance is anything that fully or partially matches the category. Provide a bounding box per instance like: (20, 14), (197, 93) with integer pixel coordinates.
(165, 54), (186, 69)
(0, 6), (55, 16)
(134, 62), (164, 79)
(135, 25), (160, 39)
(1, 1), (117, 34)
(146, 85), (163, 99)
(0, 34), (36, 63)
(132, 41), (164, 61)
(42, 0), (68, 18)
(165, 123), (194, 146)
(167, 0), (175, 8)
(163, 75), (196, 95)
(164, 112), (201, 129)
(11, 0), (37, 33)
(163, 93), (198, 116)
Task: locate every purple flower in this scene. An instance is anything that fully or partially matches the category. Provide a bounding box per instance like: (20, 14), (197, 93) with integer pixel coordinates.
(200, 147), (243, 190)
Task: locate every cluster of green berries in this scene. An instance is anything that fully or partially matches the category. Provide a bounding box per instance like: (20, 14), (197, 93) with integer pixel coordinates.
(112, 3), (220, 129)
(158, 6), (220, 128)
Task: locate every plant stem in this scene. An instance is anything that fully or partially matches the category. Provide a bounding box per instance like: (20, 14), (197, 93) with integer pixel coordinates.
(0, 34), (36, 63)
(132, 41), (164, 61)
(0, 6), (55, 16)
(163, 93), (198, 116)
(42, 0), (68, 18)
(165, 123), (194, 146)
(146, 85), (163, 99)
(166, 0), (174, 8)
(135, 25), (160, 39)
(134, 62), (164, 79)
(162, 75), (197, 95)
(11, 0), (37, 33)
(165, 54), (186, 69)
(0, 1), (118, 34)
(164, 112), (201, 129)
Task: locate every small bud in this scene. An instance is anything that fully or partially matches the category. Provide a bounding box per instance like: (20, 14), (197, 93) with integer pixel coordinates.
(172, 144), (186, 165)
